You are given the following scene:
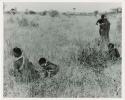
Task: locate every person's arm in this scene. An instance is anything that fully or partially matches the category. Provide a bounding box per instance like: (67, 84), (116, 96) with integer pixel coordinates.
(19, 52), (26, 71)
(96, 19), (101, 25)
(19, 57), (24, 71)
(96, 20), (99, 25)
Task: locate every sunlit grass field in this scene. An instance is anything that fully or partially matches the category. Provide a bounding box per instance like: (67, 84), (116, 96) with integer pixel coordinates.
(4, 13), (122, 97)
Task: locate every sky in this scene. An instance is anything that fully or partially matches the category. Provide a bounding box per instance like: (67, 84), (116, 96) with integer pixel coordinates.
(4, 2), (121, 12)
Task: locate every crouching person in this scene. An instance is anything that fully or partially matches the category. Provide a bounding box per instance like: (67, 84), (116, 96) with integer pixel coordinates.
(10, 47), (40, 83)
(38, 57), (59, 78)
(108, 43), (120, 61)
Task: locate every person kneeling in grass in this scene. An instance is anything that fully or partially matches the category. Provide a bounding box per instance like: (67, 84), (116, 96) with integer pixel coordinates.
(107, 43), (120, 61)
(9, 47), (40, 83)
(38, 57), (59, 78)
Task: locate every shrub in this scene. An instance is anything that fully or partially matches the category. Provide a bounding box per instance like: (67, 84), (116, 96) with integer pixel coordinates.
(49, 10), (59, 17)
(40, 11), (47, 16)
(29, 10), (36, 14)
(62, 12), (71, 17)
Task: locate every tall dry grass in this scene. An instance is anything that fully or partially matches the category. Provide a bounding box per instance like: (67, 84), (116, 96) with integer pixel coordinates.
(4, 13), (122, 97)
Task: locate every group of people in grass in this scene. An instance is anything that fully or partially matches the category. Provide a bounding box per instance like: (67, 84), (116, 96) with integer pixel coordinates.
(96, 14), (120, 59)
(10, 47), (59, 83)
(9, 14), (120, 84)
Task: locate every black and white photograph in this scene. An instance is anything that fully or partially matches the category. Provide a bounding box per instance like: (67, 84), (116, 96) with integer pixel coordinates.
(3, 1), (122, 98)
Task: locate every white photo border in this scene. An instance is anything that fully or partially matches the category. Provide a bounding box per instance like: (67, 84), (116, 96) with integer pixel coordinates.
(0, 0), (124, 100)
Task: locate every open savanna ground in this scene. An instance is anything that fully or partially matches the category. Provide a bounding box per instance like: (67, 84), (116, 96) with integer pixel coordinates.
(4, 12), (122, 97)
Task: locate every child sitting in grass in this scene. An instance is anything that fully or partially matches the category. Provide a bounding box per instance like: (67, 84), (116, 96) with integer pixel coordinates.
(10, 47), (40, 83)
(107, 43), (120, 61)
(38, 57), (59, 78)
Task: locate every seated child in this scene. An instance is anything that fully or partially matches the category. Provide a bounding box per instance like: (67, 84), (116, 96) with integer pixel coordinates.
(10, 47), (40, 83)
(38, 57), (59, 78)
(108, 43), (120, 60)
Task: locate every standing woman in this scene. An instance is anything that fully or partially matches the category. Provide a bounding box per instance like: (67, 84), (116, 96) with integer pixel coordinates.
(96, 14), (110, 47)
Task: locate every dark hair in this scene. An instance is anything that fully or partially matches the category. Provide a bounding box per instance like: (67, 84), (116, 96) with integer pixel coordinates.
(108, 43), (114, 49)
(101, 14), (105, 19)
(13, 47), (22, 57)
(38, 57), (46, 65)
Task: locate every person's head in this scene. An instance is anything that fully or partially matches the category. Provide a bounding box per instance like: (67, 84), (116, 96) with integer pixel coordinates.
(108, 43), (114, 50)
(12, 47), (22, 58)
(38, 57), (47, 66)
(101, 14), (105, 19)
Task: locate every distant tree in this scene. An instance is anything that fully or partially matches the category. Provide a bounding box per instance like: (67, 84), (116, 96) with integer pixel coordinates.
(73, 8), (76, 13)
(111, 8), (122, 13)
(49, 10), (59, 17)
(40, 11), (47, 16)
(118, 7), (122, 13)
(116, 8), (122, 13)
(29, 10), (36, 14)
(10, 7), (17, 15)
(73, 8), (76, 10)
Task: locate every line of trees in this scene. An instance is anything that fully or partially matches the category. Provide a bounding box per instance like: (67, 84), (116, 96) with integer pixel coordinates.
(4, 7), (122, 16)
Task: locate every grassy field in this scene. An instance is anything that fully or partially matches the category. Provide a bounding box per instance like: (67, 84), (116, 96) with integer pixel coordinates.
(4, 12), (122, 97)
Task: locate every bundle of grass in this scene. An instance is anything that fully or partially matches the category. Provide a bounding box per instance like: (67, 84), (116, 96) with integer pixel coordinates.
(20, 60), (40, 83)
(78, 43), (108, 73)
(49, 10), (59, 17)
(9, 47), (40, 84)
